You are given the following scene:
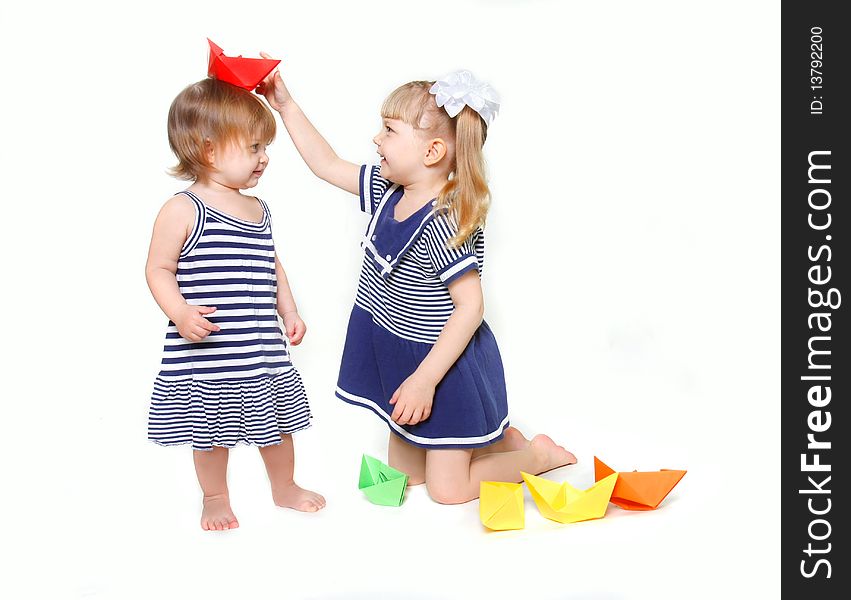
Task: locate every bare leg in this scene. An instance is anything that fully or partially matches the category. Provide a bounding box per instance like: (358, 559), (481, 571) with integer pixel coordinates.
(194, 447), (239, 531)
(388, 433), (427, 485)
(425, 435), (577, 504)
(471, 426), (529, 458)
(259, 434), (325, 512)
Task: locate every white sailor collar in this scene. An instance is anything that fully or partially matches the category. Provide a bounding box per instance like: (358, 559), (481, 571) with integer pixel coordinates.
(360, 184), (442, 279)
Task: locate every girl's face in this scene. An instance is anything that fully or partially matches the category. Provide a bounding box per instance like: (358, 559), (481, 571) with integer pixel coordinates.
(373, 118), (428, 185)
(208, 133), (269, 190)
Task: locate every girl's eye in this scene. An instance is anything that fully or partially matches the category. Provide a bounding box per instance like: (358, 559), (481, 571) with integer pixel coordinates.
(251, 144), (259, 151)
(385, 126), (393, 133)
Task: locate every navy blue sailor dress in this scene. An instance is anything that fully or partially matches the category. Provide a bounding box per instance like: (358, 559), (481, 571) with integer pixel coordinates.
(335, 165), (509, 449)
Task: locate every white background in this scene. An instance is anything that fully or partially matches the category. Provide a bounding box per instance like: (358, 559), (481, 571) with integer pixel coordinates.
(2, 1), (779, 598)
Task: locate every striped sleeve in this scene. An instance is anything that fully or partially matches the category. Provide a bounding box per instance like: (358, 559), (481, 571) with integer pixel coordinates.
(358, 164), (392, 214)
(423, 215), (480, 286)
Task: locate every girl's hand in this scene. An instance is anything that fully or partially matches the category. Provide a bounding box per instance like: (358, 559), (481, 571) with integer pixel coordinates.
(389, 374), (435, 426)
(255, 53), (291, 111)
(283, 311), (306, 345)
(173, 304), (220, 342)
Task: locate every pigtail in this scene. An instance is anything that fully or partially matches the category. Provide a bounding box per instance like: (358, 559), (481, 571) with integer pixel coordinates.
(436, 106), (490, 248)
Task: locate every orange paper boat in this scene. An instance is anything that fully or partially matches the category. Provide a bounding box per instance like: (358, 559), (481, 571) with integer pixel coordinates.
(207, 39), (280, 90)
(594, 456), (686, 511)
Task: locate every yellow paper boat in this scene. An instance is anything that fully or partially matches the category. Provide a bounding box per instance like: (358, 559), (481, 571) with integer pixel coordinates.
(479, 481), (524, 531)
(521, 471), (617, 524)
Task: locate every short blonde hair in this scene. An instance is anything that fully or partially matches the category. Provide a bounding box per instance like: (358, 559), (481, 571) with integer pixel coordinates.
(167, 78), (276, 180)
(381, 81), (490, 248)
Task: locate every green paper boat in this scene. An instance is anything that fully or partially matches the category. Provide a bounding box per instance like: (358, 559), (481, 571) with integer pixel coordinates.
(358, 454), (408, 506)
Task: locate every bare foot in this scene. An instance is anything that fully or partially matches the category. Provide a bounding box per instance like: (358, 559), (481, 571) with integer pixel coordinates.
(530, 434), (577, 474)
(501, 426), (531, 451)
(472, 426), (530, 459)
(272, 482), (326, 512)
(201, 494), (239, 531)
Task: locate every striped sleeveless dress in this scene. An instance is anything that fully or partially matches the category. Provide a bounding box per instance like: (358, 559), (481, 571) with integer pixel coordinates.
(335, 165), (508, 449)
(148, 190), (311, 451)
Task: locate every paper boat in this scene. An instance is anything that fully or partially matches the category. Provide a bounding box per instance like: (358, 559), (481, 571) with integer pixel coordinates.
(479, 481), (524, 531)
(358, 454), (408, 507)
(521, 471), (617, 524)
(207, 39), (281, 90)
(594, 456), (686, 510)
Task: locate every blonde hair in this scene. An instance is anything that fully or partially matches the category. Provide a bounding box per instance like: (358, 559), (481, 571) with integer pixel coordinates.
(381, 81), (490, 248)
(167, 78), (276, 180)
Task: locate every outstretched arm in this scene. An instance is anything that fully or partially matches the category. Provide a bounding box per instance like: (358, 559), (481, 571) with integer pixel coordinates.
(256, 57), (360, 195)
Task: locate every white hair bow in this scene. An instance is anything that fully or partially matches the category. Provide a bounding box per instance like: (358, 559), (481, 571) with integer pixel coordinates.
(429, 70), (500, 126)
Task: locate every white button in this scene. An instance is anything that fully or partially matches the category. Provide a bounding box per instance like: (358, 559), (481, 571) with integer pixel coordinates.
(431, 200), (437, 206)
(386, 254), (392, 260)
(372, 235), (377, 241)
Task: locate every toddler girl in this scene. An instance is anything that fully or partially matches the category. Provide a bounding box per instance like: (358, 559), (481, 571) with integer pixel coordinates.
(257, 66), (576, 503)
(146, 77), (325, 529)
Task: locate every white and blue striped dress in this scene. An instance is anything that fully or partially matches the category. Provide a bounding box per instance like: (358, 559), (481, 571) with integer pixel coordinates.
(148, 190), (311, 451)
(335, 166), (509, 449)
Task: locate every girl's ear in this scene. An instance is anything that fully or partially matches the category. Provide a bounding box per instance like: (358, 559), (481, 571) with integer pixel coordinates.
(205, 138), (215, 166)
(424, 138), (448, 166)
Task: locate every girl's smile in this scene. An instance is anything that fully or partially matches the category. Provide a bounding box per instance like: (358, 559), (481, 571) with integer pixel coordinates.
(210, 136), (270, 190)
(373, 118), (423, 184)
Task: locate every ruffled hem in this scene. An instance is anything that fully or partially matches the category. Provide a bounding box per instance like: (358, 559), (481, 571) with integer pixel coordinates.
(148, 368), (312, 451)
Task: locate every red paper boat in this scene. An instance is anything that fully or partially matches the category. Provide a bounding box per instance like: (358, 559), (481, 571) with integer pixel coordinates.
(594, 456), (686, 511)
(207, 39), (280, 90)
